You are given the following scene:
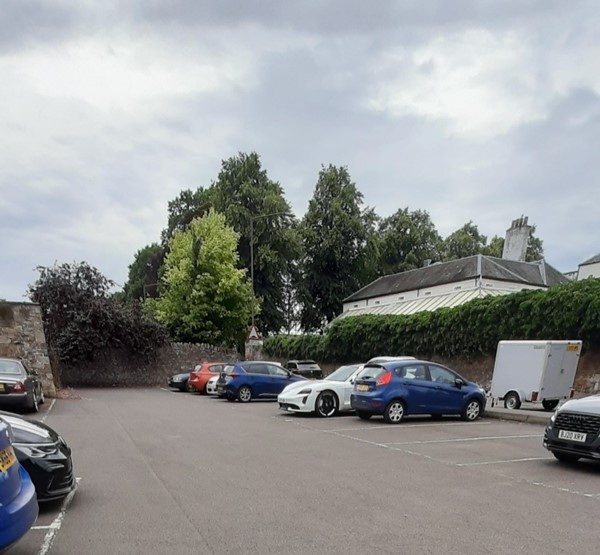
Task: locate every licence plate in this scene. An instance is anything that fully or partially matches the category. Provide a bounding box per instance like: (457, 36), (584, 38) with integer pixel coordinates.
(558, 430), (587, 443)
(357, 384), (369, 392)
(0, 446), (17, 472)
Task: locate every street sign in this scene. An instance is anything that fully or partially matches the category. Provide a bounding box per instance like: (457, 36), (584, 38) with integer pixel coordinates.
(247, 325), (261, 341)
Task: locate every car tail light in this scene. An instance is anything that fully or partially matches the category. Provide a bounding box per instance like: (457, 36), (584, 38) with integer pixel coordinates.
(376, 371), (392, 387)
(12, 381), (25, 393)
(531, 391), (538, 401)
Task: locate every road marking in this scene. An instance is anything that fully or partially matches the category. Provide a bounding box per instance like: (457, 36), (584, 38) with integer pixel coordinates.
(457, 457), (551, 466)
(385, 434), (543, 446)
(37, 477), (81, 555)
(323, 421), (493, 433)
(41, 399), (56, 423)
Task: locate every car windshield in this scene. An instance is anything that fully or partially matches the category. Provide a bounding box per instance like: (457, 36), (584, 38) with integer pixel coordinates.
(357, 365), (386, 380)
(325, 365), (360, 382)
(0, 359), (22, 375)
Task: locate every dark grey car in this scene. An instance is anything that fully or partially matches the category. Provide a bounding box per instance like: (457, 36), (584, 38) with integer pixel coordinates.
(0, 358), (44, 413)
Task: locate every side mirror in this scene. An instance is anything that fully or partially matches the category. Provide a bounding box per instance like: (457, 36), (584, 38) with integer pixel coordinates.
(455, 378), (465, 388)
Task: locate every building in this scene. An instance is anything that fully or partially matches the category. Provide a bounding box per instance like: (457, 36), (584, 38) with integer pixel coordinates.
(574, 254), (600, 280)
(338, 217), (569, 320)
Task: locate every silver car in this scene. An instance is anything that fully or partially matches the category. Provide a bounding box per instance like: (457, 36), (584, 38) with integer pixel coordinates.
(0, 358), (45, 413)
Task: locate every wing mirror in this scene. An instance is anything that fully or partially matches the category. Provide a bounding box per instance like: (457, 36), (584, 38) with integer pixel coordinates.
(455, 378), (465, 388)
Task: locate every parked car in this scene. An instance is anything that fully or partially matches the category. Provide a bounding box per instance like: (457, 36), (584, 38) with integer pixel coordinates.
(166, 372), (193, 392)
(206, 375), (220, 396)
(0, 357), (45, 413)
(351, 360), (486, 424)
(0, 417), (38, 551)
(188, 362), (228, 394)
(0, 411), (75, 502)
(217, 361), (306, 402)
(284, 360), (323, 379)
(544, 394), (600, 463)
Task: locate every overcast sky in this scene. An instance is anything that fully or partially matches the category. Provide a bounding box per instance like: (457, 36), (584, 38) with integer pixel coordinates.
(1, 0), (599, 301)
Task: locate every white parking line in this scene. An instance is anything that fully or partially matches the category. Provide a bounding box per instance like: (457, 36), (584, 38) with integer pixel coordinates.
(325, 421), (493, 433)
(36, 477), (81, 555)
(385, 434), (543, 446)
(40, 399), (56, 423)
(456, 457), (552, 466)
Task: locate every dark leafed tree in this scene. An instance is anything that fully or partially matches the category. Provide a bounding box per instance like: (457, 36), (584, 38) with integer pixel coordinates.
(123, 243), (165, 301)
(161, 187), (213, 244)
(298, 165), (378, 331)
(379, 208), (442, 274)
(441, 221), (488, 261)
(211, 152), (300, 335)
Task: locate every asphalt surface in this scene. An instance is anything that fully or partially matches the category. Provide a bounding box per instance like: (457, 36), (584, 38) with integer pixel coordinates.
(7, 388), (600, 555)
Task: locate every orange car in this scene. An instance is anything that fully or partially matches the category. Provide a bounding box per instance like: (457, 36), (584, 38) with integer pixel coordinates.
(188, 362), (228, 394)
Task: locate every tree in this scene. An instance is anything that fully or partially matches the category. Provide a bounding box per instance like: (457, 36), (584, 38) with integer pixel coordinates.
(161, 187), (213, 244)
(298, 165), (377, 330)
(150, 210), (254, 345)
(442, 222), (488, 260)
(379, 208), (442, 274)
(123, 243), (165, 301)
(211, 152), (300, 335)
(28, 262), (167, 366)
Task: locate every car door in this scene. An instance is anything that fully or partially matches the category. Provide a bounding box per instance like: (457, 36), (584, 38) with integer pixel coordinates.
(427, 364), (466, 413)
(267, 364), (294, 396)
(394, 364), (436, 414)
(242, 363), (270, 397)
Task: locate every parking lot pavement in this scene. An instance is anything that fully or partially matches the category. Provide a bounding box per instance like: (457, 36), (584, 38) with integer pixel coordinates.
(7, 388), (600, 554)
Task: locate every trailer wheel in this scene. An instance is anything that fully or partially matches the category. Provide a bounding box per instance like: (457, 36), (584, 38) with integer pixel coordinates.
(504, 391), (521, 410)
(542, 399), (559, 411)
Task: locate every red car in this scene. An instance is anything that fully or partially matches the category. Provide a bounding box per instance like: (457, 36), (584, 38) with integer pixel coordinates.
(188, 362), (228, 394)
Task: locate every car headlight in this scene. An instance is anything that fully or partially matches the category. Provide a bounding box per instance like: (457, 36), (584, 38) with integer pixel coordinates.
(298, 388), (312, 395)
(14, 443), (59, 458)
(550, 411), (558, 423)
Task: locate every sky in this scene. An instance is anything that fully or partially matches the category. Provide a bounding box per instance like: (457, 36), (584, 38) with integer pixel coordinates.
(1, 0), (599, 302)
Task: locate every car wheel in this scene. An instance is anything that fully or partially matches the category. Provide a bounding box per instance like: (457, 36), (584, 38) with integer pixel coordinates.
(552, 451), (580, 464)
(315, 391), (338, 418)
(383, 400), (405, 424)
(357, 411), (372, 420)
(238, 386), (252, 403)
(462, 399), (482, 421)
(29, 392), (39, 413)
(542, 399), (559, 411)
(503, 391), (521, 410)
(185, 381), (195, 393)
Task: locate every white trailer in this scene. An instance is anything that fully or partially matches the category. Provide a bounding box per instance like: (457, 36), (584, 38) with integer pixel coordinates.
(490, 340), (581, 410)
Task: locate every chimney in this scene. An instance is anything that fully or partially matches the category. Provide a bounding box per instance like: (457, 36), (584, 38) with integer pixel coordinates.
(502, 216), (531, 262)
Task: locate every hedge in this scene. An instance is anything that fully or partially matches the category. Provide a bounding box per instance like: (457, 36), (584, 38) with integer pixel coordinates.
(263, 278), (600, 363)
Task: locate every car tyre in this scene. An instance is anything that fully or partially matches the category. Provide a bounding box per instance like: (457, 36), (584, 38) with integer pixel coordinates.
(552, 451), (580, 464)
(462, 399), (483, 421)
(316, 391), (338, 418)
(357, 411), (372, 420)
(503, 391), (521, 410)
(383, 400), (405, 424)
(238, 385), (252, 403)
(29, 392), (39, 413)
(542, 399), (559, 411)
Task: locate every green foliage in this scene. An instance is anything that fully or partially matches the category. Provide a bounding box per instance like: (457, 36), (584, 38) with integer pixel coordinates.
(123, 243), (165, 301)
(28, 262), (168, 365)
(379, 208), (442, 274)
(162, 188), (213, 243)
(263, 279), (600, 362)
(297, 165), (378, 331)
(151, 210), (255, 345)
(442, 221), (488, 260)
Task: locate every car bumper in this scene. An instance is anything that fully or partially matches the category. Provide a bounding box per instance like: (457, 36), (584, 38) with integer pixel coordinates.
(0, 466), (38, 551)
(0, 394), (28, 409)
(544, 426), (600, 460)
(277, 392), (316, 414)
(350, 393), (385, 414)
(166, 379), (185, 391)
(18, 446), (75, 502)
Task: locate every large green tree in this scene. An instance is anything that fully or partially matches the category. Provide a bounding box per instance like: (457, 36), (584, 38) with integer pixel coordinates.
(123, 243), (165, 301)
(150, 210), (254, 345)
(379, 208), (442, 274)
(298, 165), (378, 330)
(161, 187), (213, 244)
(441, 221), (488, 260)
(211, 152), (300, 335)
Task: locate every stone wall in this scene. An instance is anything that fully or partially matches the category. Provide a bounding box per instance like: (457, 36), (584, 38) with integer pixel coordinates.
(0, 302), (57, 397)
(59, 342), (239, 387)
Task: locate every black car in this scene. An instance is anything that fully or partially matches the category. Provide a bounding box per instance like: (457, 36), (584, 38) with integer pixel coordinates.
(167, 372), (194, 392)
(0, 358), (45, 413)
(0, 411), (75, 502)
(284, 360), (323, 380)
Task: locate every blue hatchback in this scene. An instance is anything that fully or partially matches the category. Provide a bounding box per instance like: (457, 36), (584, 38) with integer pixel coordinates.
(350, 360), (486, 424)
(0, 417), (38, 551)
(217, 361), (306, 402)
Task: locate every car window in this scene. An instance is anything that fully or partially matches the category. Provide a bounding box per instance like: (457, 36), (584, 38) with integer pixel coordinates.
(0, 359), (23, 375)
(357, 365), (386, 380)
(208, 364), (223, 373)
(243, 363), (270, 375)
(268, 365), (289, 377)
(428, 365), (457, 384)
(396, 364), (429, 381)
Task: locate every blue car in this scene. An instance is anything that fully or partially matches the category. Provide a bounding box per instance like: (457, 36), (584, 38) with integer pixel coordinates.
(351, 360), (486, 424)
(216, 361), (306, 402)
(0, 417), (38, 551)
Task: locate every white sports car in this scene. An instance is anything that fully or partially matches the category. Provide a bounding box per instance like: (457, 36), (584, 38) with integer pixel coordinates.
(278, 364), (365, 417)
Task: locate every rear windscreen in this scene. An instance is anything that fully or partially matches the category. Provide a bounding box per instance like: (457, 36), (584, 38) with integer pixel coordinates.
(0, 360), (22, 375)
(357, 365), (386, 380)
